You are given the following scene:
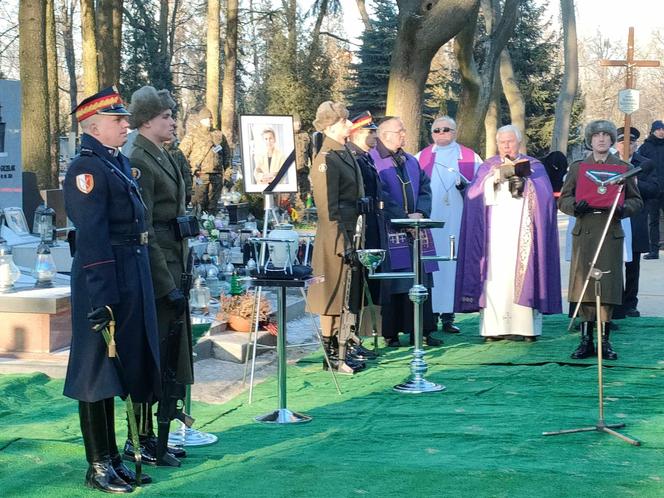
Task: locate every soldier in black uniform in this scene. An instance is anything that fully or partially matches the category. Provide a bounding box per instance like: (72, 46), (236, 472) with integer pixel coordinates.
(347, 111), (388, 345)
(63, 87), (161, 493)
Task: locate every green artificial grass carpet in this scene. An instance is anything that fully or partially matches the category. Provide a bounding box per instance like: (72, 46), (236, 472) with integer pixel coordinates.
(1, 314), (664, 497)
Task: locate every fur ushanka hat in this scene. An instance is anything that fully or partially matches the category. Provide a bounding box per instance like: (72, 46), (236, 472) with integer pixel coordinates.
(584, 119), (617, 149)
(313, 101), (349, 132)
(128, 86), (176, 129)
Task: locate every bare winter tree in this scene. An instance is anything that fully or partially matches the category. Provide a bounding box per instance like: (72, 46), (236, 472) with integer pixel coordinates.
(19, 0), (53, 188)
(96, 0), (123, 86)
(221, 0), (239, 146)
(551, 0), (578, 154)
(384, 0), (480, 152)
(206, 0), (221, 127)
(80, 0), (99, 94)
(454, 0), (520, 152)
(60, 0), (78, 135)
(499, 49), (526, 153)
(46, 0), (60, 186)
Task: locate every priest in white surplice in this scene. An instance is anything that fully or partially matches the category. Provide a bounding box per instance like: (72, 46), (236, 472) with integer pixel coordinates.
(417, 116), (482, 334)
(454, 125), (562, 342)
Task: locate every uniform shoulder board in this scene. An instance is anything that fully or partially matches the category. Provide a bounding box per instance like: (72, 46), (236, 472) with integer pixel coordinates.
(80, 147), (93, 156)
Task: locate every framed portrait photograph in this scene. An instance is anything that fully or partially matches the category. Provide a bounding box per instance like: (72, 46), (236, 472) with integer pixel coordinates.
(239, 114), (297, 193)
(3, 207), (30, 236)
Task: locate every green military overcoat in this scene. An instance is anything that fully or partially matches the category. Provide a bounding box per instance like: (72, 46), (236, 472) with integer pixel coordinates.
(131, 133), (194, 385)
(306, 136), (365, 315)
(558, 153), (643, 305)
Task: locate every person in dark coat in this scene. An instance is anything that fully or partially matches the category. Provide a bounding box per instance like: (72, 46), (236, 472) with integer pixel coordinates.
(559, 120), (643, 360)
(637, 119), (664, 259)
(127, 86), (194, 467)
(541, 150), (569, 197)
(63, 87), (160, 493)
(613, 127), (659, 318)
(368, 117), (442, 348)
(347, 111), (387, 302)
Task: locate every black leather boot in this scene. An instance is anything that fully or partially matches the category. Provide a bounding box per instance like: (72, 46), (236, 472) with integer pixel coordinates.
(123, 403), (181, 467)
(80, 400), (133, 494)
(571, 322), (595, 359)
(322, 337), (365, 374)
(601, 326), (618, 360)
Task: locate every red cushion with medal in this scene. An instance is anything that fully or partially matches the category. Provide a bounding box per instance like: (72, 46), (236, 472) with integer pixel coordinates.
(575, 163), (628, 209)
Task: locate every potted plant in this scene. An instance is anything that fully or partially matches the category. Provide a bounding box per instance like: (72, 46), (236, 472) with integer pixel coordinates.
(216, 291), (272, 332)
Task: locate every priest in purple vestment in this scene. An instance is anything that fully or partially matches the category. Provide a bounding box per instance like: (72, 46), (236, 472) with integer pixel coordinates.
(369, 117), (442, 348)
(454, 124), (561, 342)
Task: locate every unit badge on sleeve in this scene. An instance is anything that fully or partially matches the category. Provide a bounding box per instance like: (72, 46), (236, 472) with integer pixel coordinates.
(76, 174), (95, 194)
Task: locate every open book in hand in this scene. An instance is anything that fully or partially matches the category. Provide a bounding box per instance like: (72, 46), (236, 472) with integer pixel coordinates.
(499, 156), (532, 181)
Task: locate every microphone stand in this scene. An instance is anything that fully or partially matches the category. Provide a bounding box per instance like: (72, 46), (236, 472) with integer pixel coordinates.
(547, 176), (640, 445)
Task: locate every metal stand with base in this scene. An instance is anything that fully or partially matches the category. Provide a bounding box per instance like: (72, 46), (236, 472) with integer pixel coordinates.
(543, 270), (640, 446)
(252, 277), (320, 424)
(168, 386), (218, 447)
(241, 194), (340, 402)
(358, 218), (449, 394)
(546, 174), (641, 445)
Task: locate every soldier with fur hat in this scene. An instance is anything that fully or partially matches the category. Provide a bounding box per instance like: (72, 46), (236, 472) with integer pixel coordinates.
(178, 107), (231, 214)
(559, 120), (643, 360)
(126, 86), (194, 467)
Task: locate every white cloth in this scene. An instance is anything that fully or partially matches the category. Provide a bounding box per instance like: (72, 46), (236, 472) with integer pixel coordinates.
(480, 175), (542, 337)
(416, 142), (482, 314)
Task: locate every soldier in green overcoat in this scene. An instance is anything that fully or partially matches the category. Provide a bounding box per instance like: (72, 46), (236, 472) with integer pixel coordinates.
(127, 86), (194, 466)
(559, 120), (643, 360)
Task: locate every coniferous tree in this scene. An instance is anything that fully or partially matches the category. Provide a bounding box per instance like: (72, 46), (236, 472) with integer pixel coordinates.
(345, 0), (398, 116)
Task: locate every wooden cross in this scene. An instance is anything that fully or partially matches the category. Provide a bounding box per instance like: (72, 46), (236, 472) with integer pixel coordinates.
(600, 27), (660, 160)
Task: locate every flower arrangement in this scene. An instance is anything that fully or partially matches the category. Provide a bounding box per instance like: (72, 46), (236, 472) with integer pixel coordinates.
(199, 212), (227, 242)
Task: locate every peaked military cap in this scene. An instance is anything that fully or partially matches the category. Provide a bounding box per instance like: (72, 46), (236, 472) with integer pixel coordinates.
(350, 111), (378, 132)
(72, 86), (130, 123)
(616, 126), (640, 142)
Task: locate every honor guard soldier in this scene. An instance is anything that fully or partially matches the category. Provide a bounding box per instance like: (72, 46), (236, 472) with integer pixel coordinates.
(63, 86), (161, 493)
(559, 120), (643, 360)
(126, 86), (195, 467)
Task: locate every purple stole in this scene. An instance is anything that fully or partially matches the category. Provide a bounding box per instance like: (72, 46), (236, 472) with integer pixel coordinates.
(418, 143), (477, 182)
(369, 148), (438, 273)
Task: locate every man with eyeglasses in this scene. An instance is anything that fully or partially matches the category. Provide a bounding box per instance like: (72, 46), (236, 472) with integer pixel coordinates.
(455, 125), (562, 343)
(416, 116), (482, 335)
(368, 117), (442, 347)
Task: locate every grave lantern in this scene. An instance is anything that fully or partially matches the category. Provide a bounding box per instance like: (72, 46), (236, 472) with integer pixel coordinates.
(33, 242), (57, 287)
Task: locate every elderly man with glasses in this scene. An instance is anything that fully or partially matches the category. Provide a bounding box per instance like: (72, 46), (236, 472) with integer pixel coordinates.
(416, 116), (483, 335)
(368, 116), (442, 348)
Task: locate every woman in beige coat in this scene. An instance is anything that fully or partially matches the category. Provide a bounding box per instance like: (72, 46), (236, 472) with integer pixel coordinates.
(306, 101), (365, 374)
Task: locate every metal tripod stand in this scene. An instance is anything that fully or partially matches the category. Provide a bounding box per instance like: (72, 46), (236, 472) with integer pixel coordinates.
(545, 177), (640, 445)
(543, 270), (640, 445)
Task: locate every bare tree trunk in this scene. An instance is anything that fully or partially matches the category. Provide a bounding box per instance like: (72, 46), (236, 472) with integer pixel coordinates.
(111, 0), (123, 81)
(158, 0), (169, 83)
(46, 0), (60, 187)
(551, 0), (578, 154)
(454, 0), (520, 152)
(206, 0), (221, 128)
(355, 0), (371, 31)
(499, 49), (527, 152)
(307, 0), (329, 66)
(286, 0), (297, 66)
(80, 0), (99, 94)
(61, 0), (78, 136)
(19, 0), (52, 189)
(221, 0), (238, 147)
(484, 69), (501, 158)
(96, 0), (114, 86)
(386, 0), (480, 152)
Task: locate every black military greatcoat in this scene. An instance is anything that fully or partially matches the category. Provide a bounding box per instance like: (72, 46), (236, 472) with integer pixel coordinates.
(63, 133), (160, 403)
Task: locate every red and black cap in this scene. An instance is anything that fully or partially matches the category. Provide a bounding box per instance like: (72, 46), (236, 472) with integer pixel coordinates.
(71, 86), (130, 123)
(350, 111), (378, 132)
